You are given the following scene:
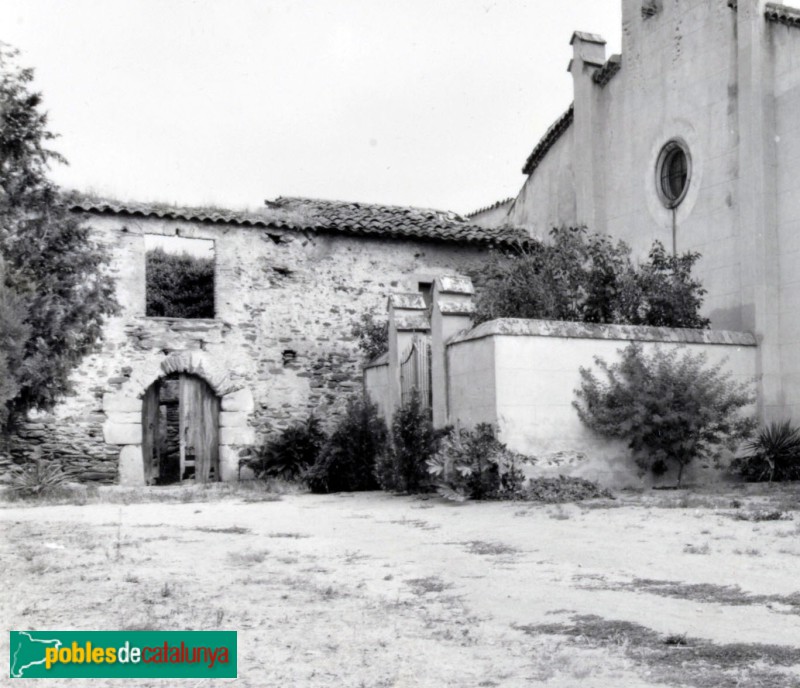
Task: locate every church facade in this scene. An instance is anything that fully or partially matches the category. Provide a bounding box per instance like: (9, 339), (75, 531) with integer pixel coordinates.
(472, 0), (800, 422)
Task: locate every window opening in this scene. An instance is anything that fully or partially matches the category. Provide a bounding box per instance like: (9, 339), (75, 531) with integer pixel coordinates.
(145, 234), (215, 318)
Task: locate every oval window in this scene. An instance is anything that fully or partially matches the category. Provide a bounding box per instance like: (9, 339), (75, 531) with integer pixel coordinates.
(656, 140), (691, 208)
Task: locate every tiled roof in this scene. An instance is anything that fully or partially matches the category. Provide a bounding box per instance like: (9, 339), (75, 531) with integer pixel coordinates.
(592, 54), (622, 87)
(765, 2), (800, 26)
(465, 197), (514, 218)
(69, 195), (529, 248)
(521, 103), (574, 176)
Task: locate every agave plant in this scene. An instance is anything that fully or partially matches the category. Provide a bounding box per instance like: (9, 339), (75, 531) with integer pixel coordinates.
(734, 420), (800, 482)
(6, 458), (75, 498)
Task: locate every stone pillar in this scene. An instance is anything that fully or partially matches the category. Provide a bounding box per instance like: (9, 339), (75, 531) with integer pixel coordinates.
(430, 276), (475, 429)
(387, 293), (429, 426)
(737, 0), (782, 420)
(569, 31), (607, 233)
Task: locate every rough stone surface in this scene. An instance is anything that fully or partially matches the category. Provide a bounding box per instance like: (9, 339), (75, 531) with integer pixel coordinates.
(4, 212), (489, 482)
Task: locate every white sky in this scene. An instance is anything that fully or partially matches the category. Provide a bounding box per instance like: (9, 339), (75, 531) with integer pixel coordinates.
(1, 0), (621, 215)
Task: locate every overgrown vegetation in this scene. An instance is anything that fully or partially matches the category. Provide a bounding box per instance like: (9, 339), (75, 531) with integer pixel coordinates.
(518, 476), (614, 503)
(427, 423), (526, 501)
(0, 45), (118, 428)
(471, 227), (709, 329)
(574, 343), (755, 486)
(248, 416), (325, 481)
(6, 458), (74, 499)
(731, 420), (800, 483)
(350, 312), (389, 362)
(145, 247), (215, 319)
(305, 395), (387, 494)
(375, 392), (437, 494)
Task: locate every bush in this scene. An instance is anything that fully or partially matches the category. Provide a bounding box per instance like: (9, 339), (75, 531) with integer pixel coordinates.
(375, 392), (437, 494)
(516, 476), (614, 503)
(6, 458), (74, 499)
(305, 395), (387, 493)
(574, 343), (755, 486)
(731, 420), (800, 482)
(249, 416), (325, 481)
(426, 424), (527, 501)
(471, 228), (709, 329)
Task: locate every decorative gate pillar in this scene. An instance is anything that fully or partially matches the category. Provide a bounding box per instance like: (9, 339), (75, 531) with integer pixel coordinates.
(386, 293), (429, 425)
(430, 276), (475, 428)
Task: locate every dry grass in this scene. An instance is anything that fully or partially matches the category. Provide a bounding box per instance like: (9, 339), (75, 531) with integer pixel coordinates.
(519, 614), (800, 688)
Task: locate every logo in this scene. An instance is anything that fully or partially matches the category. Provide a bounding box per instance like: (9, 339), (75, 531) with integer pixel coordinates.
(10, 631), (237, 679)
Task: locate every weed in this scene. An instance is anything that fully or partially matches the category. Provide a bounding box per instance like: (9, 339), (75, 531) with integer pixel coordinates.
(462, 540), (519, 556)
(160, 582), (172, 598)
(728, 510), (791, 522)
(683, 542), (711, 555)
(268, 532), (310, 539)
(194, 526), (251, 534)
(227, 549), (269, 566)
(406, 576), (452, 595)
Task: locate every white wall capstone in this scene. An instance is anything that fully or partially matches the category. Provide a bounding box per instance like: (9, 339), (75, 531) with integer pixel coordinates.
(220, 426), (256, 446)
(118, 445), (145, 486)
(221, 388), (255, 413)
(103, 394), (142, 413)
(103, 422), (143, 445)
(219, 411), (249, 428)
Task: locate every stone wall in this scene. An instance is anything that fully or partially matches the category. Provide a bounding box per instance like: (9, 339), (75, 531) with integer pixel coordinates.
(4, 212), (490, 483)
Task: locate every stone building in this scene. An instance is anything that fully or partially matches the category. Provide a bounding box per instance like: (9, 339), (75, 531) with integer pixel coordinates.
(6, 196), (524, 484)
(471, 0), (800, 423)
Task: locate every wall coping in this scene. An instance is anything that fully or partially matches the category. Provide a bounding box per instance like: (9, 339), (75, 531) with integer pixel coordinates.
(447, 318), (758, 347)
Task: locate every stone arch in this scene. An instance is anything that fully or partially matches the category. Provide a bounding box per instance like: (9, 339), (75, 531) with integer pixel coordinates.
(102, 351), (255, 486)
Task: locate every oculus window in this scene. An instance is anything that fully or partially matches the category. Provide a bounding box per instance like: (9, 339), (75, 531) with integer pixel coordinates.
(145, 235), (215, 318)
(656, 139), (691, 208)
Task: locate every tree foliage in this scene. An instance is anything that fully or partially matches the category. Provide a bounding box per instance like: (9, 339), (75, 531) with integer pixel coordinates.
(350, 312), (388, 362)
(375, 392), (437, 494)
(145, 247), (215, 319)
(472, 227), (710, 329)
(305, 394), (387, 494)
(573, 344), (755, 486)
(0, 45), (117, 426)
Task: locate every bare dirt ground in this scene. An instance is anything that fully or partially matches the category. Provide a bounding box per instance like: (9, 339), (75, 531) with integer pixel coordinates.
(3, 484), (800, 687)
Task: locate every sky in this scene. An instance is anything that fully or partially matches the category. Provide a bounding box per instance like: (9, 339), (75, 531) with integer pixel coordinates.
(1, 0), (621, 215)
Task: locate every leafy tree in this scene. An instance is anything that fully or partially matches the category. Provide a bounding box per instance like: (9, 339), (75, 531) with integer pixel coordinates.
(472, 228), (710, 329)
(573, 344), (755, 486)
(0, 45), (117, 426)
(350, 312), (388, 361)
(145, 247), (214, 319)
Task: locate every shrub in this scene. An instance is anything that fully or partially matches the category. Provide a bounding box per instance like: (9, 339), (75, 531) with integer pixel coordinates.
(6, 458), (74, 499)
(517, 476), (614, 503)
(351, 312), (389, 362)
(375, 392), (437, 494)
(249, 416), (326, 481)
(731, 420), (800, 482)
(426, 424), (527, 501)
(574, 343), (755, 486)
(471, 228), (709, 329)
(305, 395), (387, 493)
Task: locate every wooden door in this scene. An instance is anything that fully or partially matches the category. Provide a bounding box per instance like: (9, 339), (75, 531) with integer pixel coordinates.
(178, 375), (220, 483)
(141, 381), (161, 485)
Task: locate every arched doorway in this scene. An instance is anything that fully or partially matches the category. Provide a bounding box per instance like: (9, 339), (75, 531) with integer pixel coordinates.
(141, 373), (220, 484)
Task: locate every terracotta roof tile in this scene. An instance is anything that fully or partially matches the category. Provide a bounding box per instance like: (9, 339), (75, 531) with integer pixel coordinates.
(69, 195), (529, 248)
(765, 2), (800, 26)
(521, 103), (574, 176)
